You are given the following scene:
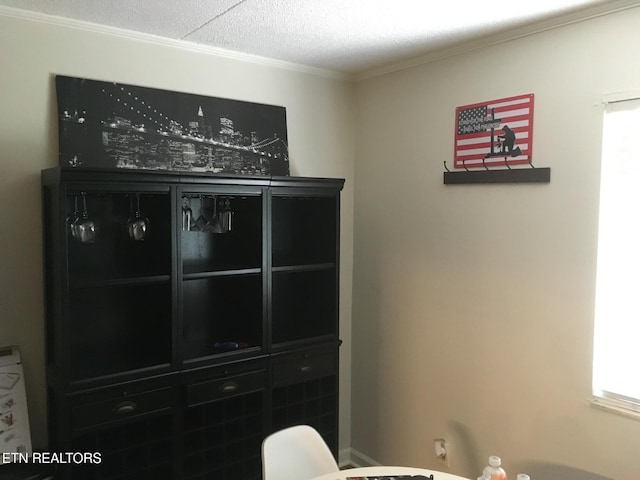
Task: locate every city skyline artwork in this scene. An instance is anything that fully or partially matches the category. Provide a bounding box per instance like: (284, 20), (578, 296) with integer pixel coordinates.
(55, 75), (289, 176)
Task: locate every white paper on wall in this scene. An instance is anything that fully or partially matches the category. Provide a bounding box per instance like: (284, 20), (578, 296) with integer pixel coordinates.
(0, 346), (33, 463)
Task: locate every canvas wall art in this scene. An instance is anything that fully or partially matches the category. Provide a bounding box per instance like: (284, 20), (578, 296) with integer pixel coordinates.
(55, 75), (289, 176)
(453, 93), (534, 169)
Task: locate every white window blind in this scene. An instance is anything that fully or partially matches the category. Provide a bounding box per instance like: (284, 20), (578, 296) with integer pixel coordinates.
(592, 94), (640, 416)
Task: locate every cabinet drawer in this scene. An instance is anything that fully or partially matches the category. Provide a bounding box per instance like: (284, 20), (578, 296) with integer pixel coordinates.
(187, 370), (266, 407)
(72, 387), (173, 432)
(272, 350), (336, 386)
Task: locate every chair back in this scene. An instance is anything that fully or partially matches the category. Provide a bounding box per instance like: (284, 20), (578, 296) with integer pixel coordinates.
(262, 425), (340, 480)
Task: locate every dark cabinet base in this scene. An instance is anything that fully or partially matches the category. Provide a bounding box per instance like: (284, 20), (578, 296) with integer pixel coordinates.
(70, 413), (174, 480)
(48, 345), (339, 480)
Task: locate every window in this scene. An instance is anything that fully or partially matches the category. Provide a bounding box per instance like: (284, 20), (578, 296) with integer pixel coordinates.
(592, 92), (640, 416)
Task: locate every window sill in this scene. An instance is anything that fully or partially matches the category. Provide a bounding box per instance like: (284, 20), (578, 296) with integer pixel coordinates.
(589, 395), (640, 421)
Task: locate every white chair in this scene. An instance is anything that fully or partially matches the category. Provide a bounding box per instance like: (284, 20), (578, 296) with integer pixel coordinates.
(262, 424), (340, 480)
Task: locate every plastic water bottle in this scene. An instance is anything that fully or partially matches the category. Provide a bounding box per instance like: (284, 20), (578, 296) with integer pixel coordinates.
(482, 456), (507, 480)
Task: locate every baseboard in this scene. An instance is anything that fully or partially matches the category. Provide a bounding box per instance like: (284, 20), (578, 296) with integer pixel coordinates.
(339, 448), (381, 468)
(338, 448), (352, 468)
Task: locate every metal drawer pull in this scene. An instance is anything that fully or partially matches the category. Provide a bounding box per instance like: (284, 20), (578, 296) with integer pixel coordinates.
(114, 401), (137, 415)
(299, 364), (313, 373)
(219, 381), (239, 394)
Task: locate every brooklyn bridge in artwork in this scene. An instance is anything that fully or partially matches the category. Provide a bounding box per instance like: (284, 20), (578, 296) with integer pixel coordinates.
(56, 75), (289, 176)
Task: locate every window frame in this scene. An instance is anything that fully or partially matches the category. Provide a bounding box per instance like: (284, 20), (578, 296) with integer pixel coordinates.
(590, 90), (640, 419)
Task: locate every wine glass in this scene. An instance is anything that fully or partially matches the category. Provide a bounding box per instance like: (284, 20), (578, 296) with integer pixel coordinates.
(218, 198), (232, 233)
(68, 195), (81, 240)
(73, 193), (96, 244)
(127, 194), (150, 241)
(182, 196), (193, 231)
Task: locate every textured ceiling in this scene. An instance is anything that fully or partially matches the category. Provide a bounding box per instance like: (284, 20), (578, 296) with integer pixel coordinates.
(1, 0), (637, 76)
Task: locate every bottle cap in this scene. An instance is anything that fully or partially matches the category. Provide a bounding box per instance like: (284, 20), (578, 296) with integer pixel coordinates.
(517, 475), (530, 480)
(489, 456), (502, 467)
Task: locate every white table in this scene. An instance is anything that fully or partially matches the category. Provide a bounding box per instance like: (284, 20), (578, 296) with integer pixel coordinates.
(312, 466), (471, 480)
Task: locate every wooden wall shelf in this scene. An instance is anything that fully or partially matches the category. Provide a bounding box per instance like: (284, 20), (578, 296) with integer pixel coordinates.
(444, 167), (550, 185)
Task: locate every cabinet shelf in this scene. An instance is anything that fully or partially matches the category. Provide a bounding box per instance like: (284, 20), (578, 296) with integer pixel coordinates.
(182, 345), (263, 364)
(69, 364), (173, 389)
(69, 274), (171, 289)
(272, 263), (336, 273)
(182, 268), (261, 280)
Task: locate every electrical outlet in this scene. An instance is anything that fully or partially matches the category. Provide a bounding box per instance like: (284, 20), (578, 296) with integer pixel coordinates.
(434, 438), (449, 467)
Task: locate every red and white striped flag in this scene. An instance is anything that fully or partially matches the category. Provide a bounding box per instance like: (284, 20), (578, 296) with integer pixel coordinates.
(454, 93), (534, 169)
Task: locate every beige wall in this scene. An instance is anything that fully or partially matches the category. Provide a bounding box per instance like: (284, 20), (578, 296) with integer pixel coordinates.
(352, 6), (640, 480)
(3, 4), (640, 478)
(0, 11), (354, 452)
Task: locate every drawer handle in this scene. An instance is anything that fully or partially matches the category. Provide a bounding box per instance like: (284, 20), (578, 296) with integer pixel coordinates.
(299, 364), (313, 374)
(114, 401), (137, 415)
(219, 381), (239, 394)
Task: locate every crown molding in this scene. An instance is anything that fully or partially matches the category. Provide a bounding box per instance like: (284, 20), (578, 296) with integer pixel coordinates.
(0, 5), (351, 82)
(3, 1), (638, 83)
(355, 0), (640, 81)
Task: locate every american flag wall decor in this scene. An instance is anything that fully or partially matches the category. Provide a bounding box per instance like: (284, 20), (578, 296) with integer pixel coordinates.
(454, 94), (534, 169)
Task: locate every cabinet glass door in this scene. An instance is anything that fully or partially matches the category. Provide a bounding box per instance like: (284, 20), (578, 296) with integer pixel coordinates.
(180, 190), (264, 362)
(271, 194), (339, 346)
(180, 193), (262, 273)
(182, 274), (262, 359)
(66, 191), (171, 280)
(271, 195), (337, 267)
(65, 189), (172, 381)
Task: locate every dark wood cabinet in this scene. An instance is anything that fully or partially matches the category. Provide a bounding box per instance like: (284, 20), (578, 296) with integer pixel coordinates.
(42, 167), (343, 479)
(270, 343), (339, 452)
